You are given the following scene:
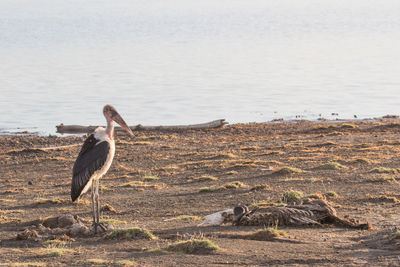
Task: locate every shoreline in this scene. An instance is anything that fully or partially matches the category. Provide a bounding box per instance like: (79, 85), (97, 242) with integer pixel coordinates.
(1, 114), (399, 137)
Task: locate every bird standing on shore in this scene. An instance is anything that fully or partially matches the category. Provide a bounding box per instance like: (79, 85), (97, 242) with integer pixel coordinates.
(71, 104), (133, 232)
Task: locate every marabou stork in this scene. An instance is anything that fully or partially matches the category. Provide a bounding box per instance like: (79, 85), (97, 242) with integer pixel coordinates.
(71, 104), (133, 232)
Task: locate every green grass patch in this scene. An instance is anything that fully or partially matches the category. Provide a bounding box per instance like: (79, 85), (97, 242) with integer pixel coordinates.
(369, 167), (398, 174)
(282, 190), (304, 204)
(166, 239), (219, 254)
(42, 247), (73, 257)
(104, 227), (156, 240)
(316, 161), (347, 170)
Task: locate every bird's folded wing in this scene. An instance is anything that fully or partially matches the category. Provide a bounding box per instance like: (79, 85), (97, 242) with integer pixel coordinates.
(71, 137), (110, 201)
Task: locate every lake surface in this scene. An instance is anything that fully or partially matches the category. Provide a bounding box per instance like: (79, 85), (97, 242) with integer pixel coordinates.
(1, 0), (400, 135)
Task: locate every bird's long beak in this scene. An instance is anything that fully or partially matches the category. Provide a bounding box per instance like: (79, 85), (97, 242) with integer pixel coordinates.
(112, 113), (134, 136)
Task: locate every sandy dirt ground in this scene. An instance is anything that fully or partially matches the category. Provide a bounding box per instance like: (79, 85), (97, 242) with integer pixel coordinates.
(1, 120), (400, 266)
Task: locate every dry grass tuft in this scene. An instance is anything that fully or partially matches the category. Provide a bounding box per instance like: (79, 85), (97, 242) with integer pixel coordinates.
(82, 259), (109, 266)
(250, 184), (271, 191)
(104, 227), (156, 240)
(306, 193), (326, 200)
(369, 167), (398, 174)
(367, 194), (400, 203)
(165, 215), (202, 222)
(391, 230), (400, 240)
(34, 198), (66, 205)
(240, 146), (261, 151)
(351, 158), (374, 164)
(166, 239), (219, 254)
(116, 164), (140, 174)
(115, 259), (136, 266)
(193, 176), (219, 182)
(100, 218), (127, 225)
(273, 167), (304, 175)
(0, 198), (17, 203)
(121, 181), (164, 190)
(142, 175), (159, 181)
(1, 262), (46, 267)
(224, 181), (246, 189)
(248, 227), (288, 241)
(341, 123), (358, 129)
(267, 151), (284, 155)
(101, 203), (117, 213)
(133, 141), (152, 146)
(370, 175), (396, 183)
(324, 191), (339, 199)
(42, 246), (74, 257)
(199, 181), (246, 193)
(316, 162), (347, 170)
(136, 135), (157, 141)
(148, 248), (170, 254)
(250, 200), (277, 208)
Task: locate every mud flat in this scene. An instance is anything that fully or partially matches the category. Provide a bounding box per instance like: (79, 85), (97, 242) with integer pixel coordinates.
(1, 120), (400, 266)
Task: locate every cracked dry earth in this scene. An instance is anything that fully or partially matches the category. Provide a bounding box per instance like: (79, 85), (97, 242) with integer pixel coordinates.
(1, 120), (400, 266)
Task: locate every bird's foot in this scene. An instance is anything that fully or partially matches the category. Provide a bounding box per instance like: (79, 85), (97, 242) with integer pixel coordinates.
(92, 222), (107, 234)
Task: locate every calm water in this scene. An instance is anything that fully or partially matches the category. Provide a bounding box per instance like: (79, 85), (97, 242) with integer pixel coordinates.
(1, 0), (400, 135)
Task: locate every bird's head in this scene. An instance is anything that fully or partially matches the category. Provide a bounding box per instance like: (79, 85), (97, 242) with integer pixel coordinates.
(103, 104), (134, 136)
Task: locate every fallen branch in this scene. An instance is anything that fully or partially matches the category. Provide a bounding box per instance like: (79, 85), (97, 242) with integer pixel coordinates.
(56, 119), (228, 134)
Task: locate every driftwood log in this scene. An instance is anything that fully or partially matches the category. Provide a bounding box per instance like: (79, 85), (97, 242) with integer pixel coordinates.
(56, 119), (227, 134)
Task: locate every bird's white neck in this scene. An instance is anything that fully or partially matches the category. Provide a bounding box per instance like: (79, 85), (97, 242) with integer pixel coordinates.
(106, 118), (114, 140)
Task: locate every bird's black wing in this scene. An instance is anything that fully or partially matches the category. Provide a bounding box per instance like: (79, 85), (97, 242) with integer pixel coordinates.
(71, 134), (110, 201)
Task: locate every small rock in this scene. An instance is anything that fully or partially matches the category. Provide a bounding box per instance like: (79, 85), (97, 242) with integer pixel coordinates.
(58, 214), (76, 228)
(69, 222), (89, 236)
(51, 228), (66, 235)
(43, 217), (59, 228)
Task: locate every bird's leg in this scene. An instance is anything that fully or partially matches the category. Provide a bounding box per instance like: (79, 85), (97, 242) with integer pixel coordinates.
(95, 179), (100, 225)
(95, 179), (106, 232)
(91, 181), (97, 233)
